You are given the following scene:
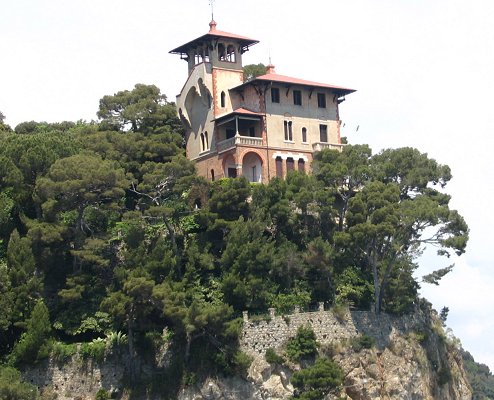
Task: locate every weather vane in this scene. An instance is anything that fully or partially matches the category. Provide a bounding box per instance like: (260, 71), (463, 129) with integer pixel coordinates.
(209, 0), (215, 20)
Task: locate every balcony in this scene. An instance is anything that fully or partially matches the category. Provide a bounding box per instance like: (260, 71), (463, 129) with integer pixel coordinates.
(217, 135), (263, 154)
(312, 142), (344, 152)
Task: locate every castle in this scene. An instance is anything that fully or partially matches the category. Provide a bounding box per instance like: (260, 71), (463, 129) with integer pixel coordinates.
(170, 20), (355, 182)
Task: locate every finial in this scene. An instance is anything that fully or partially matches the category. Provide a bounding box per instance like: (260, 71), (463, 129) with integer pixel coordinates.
(209, 0), (215, 21)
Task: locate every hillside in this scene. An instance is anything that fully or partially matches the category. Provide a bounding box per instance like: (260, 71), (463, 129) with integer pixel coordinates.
(0, 85), (477, 399)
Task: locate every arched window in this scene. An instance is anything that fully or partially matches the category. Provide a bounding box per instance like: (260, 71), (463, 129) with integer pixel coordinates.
(221, 91), (226, 108)
(218, 43), (226, 61)
(211, 169), (215, 181)
(200, 133), (205, 151)
(226, 45), (236, 62)
(302, 127), (307, 143)
(298, 159), (305, 172)
(286, 157), (295, 172)
(275, 156), (283, 178)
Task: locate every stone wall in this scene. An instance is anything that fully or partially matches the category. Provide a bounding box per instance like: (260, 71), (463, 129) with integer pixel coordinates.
(240, 304), (425, 357)
(22, 353), (125, 400)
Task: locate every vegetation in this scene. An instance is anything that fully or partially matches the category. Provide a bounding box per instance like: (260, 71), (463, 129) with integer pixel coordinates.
(285, 326), (318, 363)
(0, 365), (38, 400)
(0, 82), (470, 395)
(462, 350), (494, 399)
(291, 357), (344, 399)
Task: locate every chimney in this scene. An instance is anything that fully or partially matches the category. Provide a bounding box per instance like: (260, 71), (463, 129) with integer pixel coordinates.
(266, 64), (276, 74)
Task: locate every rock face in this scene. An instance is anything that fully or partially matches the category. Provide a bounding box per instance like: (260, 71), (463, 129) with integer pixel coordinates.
(179, 305), (472, 400)
(21, 306), (472, 400)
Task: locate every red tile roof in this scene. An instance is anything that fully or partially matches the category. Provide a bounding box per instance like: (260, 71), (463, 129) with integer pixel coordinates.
(169, 22), (259, 55)
(233, 73), (356, 96)
(213, 108), (263, 122)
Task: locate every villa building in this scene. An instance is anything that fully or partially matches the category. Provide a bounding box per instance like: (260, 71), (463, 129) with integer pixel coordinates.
(170, 20), (355, 183)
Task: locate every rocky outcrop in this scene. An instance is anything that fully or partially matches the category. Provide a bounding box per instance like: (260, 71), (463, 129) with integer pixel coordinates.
(21, 306), (472, 400)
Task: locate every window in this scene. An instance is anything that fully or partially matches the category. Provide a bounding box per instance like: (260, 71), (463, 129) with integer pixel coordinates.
(200, 133), (205, 151)
(319, 124), (328, 142)
(302, 127), (307, 143)
(204, 131), (209, 149)
(284, 120), (293, 141)
(221, 91), (226, 108)
(293, 90), (302, 106)
(228, 168), (237, 178)
(249, 126), (255, 137)
(211, 169), (215, 181)
(218, 43), (225, 61)
(226, 45), (236, 62)
(298, 159), (305, 172)
(226, 129), (235, 139)
(317, 93), (326, 108)
(275, 156), (283, 178)
(286, 157), (295, 171)
(271, 87), (280, 103)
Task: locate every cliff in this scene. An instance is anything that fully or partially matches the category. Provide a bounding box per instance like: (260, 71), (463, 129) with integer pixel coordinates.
(22, 304), (472, 400)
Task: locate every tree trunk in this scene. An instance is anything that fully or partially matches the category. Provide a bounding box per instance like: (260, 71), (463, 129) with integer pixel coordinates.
(162, 216), (181, 278)
(127, 317), (136, 384)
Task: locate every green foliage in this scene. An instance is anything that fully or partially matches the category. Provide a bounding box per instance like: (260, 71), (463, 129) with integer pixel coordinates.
(437, 365), (452, 386)
(265, 348), (284, 365)
(95, 388), (110, 400)
(97, 84), (181, 134)
(232, 351), (253, 377)
(462, 350), (494, 399)
(285, 325), (318, 363)
(51, 341), (77, 362)
(291, 357), (344, 400)
(0, 366), (38, 400)
(79, 339), (106, 362)
(0, 87), (471, 391)
(10, 300), (52, 365)
(243, 63), (266, 82)
(334, 266), (373, 309)
(349, 334), (375, 352)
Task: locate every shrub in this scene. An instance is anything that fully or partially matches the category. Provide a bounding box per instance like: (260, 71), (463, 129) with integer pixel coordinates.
(285, 325), (318, 363)
(233, 351), (253, 377)
(51, 341), (77, 362)
(291, 357), (344, 399)
(265, 348), (284, 365)
(438, 366), (452, 386)
(79, 338), (106, 362)
(331, 303), (348, 322)
(0, 366), (38, 400)
(106, 331), (128, 349)
(350, 334), (375, 352)
(95, 388), (110, 400)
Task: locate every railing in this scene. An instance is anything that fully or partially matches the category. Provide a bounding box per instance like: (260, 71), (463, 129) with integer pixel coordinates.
(216, 137), (236, 153)
(238, 136), (262, 146)
(312, 142), (344, 152)
(216, 136), (263, 153)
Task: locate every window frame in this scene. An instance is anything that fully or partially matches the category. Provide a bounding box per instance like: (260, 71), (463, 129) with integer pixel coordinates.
(317, 93), (326, 108)
(271, 87), (280, 103)
(293, 90), (302, 106)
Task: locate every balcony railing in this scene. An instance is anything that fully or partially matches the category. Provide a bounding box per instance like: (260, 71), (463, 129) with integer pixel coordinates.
(217, 135), (263, 154)
(312, 142), (344, 152)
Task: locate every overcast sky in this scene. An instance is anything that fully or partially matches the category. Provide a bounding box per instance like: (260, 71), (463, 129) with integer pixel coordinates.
(1, 0), (493, 371)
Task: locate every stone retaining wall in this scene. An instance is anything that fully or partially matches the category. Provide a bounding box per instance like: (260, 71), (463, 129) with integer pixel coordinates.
(240, 305), (425, 357)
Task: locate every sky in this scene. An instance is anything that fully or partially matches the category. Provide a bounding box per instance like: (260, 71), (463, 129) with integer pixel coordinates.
(1, 0), (493, 371)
